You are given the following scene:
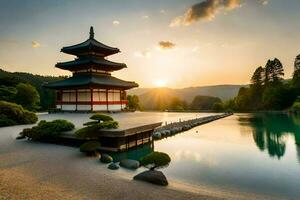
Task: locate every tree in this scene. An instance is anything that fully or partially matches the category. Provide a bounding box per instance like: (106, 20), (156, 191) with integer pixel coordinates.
(212, 102), (224, 112)
(0, 86), (17, 102)
(15, 83), (40, 111)
(190, 95), (222, 110)
(251, 66), (264, 87)
(235, 87), (251, 111)
(264, 59), (273, 85)
(293, 54), (300, 88)
(127, 95), (140, 110)
(249, 67), (265, 110)
(271, 58), (284, 83)
(76, 113), (118, 139)
(168, 97), (187, 111)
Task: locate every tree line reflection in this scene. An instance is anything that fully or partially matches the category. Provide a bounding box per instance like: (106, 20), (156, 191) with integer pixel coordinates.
(239, 113), (300, 160)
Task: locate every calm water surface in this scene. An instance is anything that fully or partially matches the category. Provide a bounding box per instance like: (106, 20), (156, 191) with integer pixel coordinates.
(114, 113), (300, 200)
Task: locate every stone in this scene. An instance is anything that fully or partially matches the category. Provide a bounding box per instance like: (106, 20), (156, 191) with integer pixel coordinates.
(165, 130), (171, 136)
(119, 159), (140, 169)
(152, 132), (161, 139)
(108, 163), (119, 170)
(100, 154), (113, 163)
(133, 170), (168, 186)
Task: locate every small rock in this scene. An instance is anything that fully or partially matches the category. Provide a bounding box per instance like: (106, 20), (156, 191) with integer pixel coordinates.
(108, 163), (119, 170)
(119, 159), (140, 169)
(100, 154), (113, 163)
(16, 135), (25, 140)
(153, 132), (161, 139)
(133, 170), (168, 186)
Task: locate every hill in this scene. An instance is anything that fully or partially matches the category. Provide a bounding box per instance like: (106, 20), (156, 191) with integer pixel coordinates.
(128, 85), (243, 110)
(0, 69), (65, 110)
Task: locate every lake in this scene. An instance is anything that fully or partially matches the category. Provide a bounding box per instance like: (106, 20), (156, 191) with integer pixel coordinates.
(113, 113), (300, 200)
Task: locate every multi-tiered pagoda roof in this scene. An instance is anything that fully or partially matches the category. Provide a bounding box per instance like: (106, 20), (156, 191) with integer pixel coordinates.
(45, 27), (138, 90)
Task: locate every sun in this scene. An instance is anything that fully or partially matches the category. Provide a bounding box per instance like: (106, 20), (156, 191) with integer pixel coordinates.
(154, 79), (167, 88)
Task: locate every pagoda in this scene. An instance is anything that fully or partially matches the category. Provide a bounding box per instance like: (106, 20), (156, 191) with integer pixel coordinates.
(45, 26), (138, 112)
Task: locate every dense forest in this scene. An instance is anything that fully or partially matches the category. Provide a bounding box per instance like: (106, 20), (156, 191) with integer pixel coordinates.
(0, 69), (65, 111)
(221, 56), (300, 112)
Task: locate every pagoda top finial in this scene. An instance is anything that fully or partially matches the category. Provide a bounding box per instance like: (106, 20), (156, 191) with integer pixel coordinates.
(89, 26), (94, 39)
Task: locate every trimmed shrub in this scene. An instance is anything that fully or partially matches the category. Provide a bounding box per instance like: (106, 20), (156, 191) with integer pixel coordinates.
(140, 152), (171, 170)
(76, 114), (118, 139)
(90, 113), (113, 122)
(79, 141), (101, 154)
(20, 119), (74, 140)
(0, 101), (38, 127)
(76, 121), (119, 139)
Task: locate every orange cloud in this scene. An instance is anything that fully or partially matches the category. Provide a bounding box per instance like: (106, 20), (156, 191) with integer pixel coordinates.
(158, 41), (176, 49)
(170, 0), (268, 27)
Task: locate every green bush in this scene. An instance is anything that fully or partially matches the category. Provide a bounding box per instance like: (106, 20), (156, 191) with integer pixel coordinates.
(79, 141), (101, 154)
(0, 101), (38, 127)
(20, 119), (74, 140)
(140, 152), (171, 170)
(15, 83), (40, 111)
(0, 114), (16, 127)
(291, 102), (300, 114)
(90, 113), (113, 122)
(76, 114), (118, 139)
(76, 121), (118, 139)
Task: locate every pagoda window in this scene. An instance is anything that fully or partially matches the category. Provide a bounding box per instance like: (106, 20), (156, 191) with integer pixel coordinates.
(93, 89), (106, 101)
(78, 89), (91, 102)
(107, 89), (114, 101)
(107, 89), (120, 101)
(113, 90), (121, 101)
(62, 90), (76, 102)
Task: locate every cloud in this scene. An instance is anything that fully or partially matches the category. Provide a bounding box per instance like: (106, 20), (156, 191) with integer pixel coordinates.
(31, 41), (41, 48)
(142, 15), (149, 19)
(160, 9), (166, 14)
(260, 0), (268, 5)
(112, 20), (120, 26)
(170, 0), (268, 27)
(134, 50), (151, 58)
(158, 41), (176, 49)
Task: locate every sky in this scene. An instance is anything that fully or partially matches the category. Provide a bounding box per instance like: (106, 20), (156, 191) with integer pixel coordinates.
(1, 0), (300, 88)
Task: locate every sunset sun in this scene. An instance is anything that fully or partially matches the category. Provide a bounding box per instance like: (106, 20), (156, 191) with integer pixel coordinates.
(154, 79), (167, 87)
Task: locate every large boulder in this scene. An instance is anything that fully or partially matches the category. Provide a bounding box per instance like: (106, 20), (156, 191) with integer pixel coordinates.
(119, 159), (140, 169)
(100, 154), (113, 163)
(108, 163), (119, 170)
(133, 170), (168, 186)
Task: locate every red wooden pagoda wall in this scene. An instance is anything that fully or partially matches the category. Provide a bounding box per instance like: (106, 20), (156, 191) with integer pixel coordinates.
(56, 89), (127, 111)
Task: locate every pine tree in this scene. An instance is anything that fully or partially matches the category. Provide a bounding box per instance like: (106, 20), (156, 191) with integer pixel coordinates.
(271, 58), (284, 83)
(251, 66), (264, 86)
(264, 60), (272, 85)
(293, 54), (300, 87)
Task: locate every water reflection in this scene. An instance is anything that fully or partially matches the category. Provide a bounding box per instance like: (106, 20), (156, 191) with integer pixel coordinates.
(109, 143), (153, 162)
(239, 113), (300, 160)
